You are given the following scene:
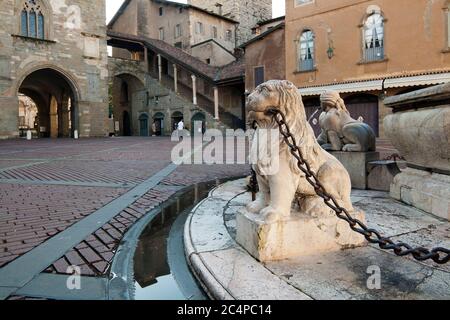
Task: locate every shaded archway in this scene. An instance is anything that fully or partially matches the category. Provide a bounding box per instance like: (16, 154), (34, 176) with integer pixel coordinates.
(111, 73), (146, 136)
(123, 111), (131, 136)
(191, 112), (206, 135)
(153, 112), (165, 136)
(171, 111), (184, 131)
(18, 67), (78, 138)
(344, 94), (379, 137)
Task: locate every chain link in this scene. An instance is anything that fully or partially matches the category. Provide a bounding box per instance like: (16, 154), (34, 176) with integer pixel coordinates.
(265, 108), (450, 265)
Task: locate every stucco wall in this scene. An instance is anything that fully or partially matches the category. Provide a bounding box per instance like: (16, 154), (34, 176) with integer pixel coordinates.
(245, 27), (286, 92)
(285, 0), (450, 86)
(189, 0), (272, 45)
(191, 41), (236, 66)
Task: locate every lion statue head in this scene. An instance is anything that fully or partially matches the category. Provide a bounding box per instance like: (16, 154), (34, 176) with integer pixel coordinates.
(247, 80), (321, 175)
(247, 80), (307, 128)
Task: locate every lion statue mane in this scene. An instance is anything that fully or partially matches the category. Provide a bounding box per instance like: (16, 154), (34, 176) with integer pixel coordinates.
(246, 80), (355, 223)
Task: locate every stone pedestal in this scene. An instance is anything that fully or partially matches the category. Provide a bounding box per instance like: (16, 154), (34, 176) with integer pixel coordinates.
(236, 207), (366, 262)
(330, 151), (380, 190)
(384, 83), (450, 221)
(390, 168), (450, 221)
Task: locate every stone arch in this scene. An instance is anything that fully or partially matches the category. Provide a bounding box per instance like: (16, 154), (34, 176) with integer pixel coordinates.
(16, 66), (81, 138)
(111, 72), (146, 136)
(153, 112), (165, 136)
(13, 63), (81, 101)
(171, 111), (184, 131)
(138, 112), (149, 137)
(191, 112), (206, 135)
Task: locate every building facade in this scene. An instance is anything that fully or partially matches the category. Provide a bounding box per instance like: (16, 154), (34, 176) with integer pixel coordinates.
(188, 0), (273, 45)
(242, 21), (286, 93)
(0, 0), (109, 139)
(285, 0), (450, 138)
(106, 0), (255, 137)
(109, 0), (239, 67)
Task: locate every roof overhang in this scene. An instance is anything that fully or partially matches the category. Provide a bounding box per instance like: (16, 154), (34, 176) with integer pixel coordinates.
(299, 79), (383, 96)
(298, 72), (450, 96)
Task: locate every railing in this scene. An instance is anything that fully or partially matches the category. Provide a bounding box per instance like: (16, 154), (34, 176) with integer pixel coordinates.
(299, 59), (314, 72)
(159, 73), (245, 129)
(365, 46), (384, 62)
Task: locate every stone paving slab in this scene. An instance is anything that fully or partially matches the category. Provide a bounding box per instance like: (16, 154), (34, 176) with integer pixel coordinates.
(265, 247), (449, 300)
(0, 184), (127, 267)
(0, 138), (251, 299)
(185, 179), (450, 300)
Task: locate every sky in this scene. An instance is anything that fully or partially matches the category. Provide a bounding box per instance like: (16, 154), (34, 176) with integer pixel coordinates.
(105, 0), (286, 23)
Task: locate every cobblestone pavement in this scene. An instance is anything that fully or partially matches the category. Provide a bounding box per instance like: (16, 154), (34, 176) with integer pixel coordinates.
(0, 136), (398, 299)
(0, 137), (250, 280)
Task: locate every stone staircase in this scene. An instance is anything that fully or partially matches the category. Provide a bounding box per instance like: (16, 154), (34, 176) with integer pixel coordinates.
(156, 72), (245, 130)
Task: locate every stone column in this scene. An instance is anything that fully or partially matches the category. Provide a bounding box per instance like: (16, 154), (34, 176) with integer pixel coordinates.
(214, 86), (219, 120)
(173, 64), (178, 93)
(50, 96), (58, 138)
(157, 54), (162, 82)
(60, 95), (71, 137)
(191, 74), (197, 105)
(144, 47), (149, 72)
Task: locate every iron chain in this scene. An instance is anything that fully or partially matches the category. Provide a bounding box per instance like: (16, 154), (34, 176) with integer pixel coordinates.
(266, 108), (450, 264)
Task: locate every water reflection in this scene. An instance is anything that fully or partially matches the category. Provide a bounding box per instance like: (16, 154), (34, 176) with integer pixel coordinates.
(133, 179), (232, 300)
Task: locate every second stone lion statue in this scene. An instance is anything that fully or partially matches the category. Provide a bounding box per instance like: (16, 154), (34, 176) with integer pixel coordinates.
(246, 80), (356, 223)
(317, 91), (376, 152)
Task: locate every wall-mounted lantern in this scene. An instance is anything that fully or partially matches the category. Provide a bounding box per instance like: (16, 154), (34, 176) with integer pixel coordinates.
(327, 46), (334, 59)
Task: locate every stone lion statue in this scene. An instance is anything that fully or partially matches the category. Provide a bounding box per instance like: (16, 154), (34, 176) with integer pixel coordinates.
(317, 91), (376, 152)
(246, 80), (355, 223)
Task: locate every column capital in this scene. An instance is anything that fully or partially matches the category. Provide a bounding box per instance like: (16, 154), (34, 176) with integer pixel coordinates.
(191, 74), (197, 80)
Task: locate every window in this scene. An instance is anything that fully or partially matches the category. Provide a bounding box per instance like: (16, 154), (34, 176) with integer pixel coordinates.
(179, 7), (183, 14)
(20, 0), (46, 39)
(21, 10), (28, 36)
(175, 24), (182, 38)
(225, 30), (233, 41)
(37, 12), (44, 38)
(159, 27), (164, 40)
(195, 22), (204, 34)
(174, 42), (182, 49)
(212, 26), (218, 39)
(159, 7), (164, 16)
(363, 12), (384, 61)
(254, 66), (265, 87)
(206, 58), (211, 65)
(299, 30), (314, 71)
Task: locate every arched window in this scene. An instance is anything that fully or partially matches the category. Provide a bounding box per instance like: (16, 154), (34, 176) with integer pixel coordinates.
(38, 12), (44, 39)
(363, 12), (384, 61)
(299, 30), (315, 71)
(20, 1), (46, 39)
(20, 9), (28, 36)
